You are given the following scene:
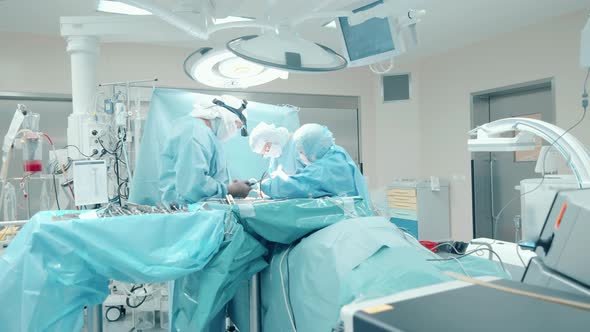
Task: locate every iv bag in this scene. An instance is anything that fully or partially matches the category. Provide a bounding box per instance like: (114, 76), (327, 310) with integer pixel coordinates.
(3, 182), (16, 221)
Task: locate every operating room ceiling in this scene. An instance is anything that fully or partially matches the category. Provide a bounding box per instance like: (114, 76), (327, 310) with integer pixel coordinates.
(0, 0), (588, 62)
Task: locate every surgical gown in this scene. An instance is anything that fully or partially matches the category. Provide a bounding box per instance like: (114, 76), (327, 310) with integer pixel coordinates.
(260, 145), (370, 204)
(159, 116), (229, 205)
(268, 138), (304, 176)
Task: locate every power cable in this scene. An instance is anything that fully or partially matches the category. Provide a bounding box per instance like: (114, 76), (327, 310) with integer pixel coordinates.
(427, 247), (510, 276)
(63, 145), (96, 158)
(52, 173), (61, 210)
(280, 245), (297, 332)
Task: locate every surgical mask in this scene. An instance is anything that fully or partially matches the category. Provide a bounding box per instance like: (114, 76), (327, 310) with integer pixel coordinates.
(264, 144), (283, 159)
(214, 111), (242, 142)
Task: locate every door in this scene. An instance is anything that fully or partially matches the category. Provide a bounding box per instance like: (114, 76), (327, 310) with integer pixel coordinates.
(472, 84), (554, 241)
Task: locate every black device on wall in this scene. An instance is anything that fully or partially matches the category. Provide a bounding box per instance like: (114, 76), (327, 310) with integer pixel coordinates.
(382, 73), (411, 102)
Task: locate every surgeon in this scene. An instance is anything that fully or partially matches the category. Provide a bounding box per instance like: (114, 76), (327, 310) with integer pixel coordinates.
(248, 122), (304, 177)
(159, 96), (252, 205)
(259, 123), (371, 204)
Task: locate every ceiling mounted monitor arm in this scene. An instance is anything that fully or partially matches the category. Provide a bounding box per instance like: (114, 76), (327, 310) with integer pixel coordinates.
(290, 0), (350, 26)
(118, 0), (275, 40)
(290, 0), (426, 28)
(581, 14), (589, 68)
(468, 117), (590, 188)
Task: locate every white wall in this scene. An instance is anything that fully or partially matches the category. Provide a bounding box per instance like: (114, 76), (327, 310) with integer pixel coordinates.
(0, 32), (378, 188)
(377, 11), (590, 240)
(374, 62), (422, 186)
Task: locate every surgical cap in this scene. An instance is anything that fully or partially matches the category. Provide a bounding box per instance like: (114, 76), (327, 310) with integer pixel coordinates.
(190, 96), (242, 141)
(293, 123), (335, 162)
(249, 122), (290, 154)
(190, 96), (240, 122)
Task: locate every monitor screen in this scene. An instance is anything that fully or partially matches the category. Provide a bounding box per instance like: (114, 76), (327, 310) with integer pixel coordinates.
(338, 15), (396, 62)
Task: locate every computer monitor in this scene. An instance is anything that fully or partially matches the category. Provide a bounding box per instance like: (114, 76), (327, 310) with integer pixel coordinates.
(336, 1), (406, 67)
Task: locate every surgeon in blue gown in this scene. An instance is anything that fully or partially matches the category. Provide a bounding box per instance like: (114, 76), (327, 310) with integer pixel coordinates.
(249, 122), (304, 177)
(259, 123), (371, 204)
(159, 97), (252, 205)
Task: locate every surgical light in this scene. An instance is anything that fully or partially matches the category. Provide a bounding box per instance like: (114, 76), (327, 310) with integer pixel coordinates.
(226, 32), (347, 73)
(323, 20), (337, 29)
(213, 16), (254, 25)
(183, 48), (288, 89)
(96, 0), (152, 16)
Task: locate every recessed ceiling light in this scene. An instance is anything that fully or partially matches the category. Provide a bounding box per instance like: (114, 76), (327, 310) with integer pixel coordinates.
(97, 0), (152, 16)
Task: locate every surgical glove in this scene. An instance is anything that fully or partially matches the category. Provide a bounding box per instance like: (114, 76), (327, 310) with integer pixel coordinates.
(228, 180), (252, 198)
(270, 168), (289, 180)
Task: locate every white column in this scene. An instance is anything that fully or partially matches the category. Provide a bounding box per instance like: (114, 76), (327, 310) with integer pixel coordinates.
(65, 36), (100, 157)
(67, 36), (99, 114)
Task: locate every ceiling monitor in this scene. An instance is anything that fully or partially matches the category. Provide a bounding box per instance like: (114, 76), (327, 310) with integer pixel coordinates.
(336, 1), (424, 67)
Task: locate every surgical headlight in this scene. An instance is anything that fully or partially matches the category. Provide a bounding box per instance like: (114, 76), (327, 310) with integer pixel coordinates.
(212, 98), (249, 136)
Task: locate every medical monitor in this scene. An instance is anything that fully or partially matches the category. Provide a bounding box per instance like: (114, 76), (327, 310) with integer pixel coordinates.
(336, 0), (406, 67)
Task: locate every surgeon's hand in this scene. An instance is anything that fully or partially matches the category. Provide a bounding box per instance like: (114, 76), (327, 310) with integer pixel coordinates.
(228, 180), (252, 198)
(270, 168), (289, 180)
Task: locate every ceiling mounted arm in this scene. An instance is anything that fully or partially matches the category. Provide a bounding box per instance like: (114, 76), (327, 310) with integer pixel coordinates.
(468, 117), (590, 188)
(290, 0), (347, 26)
(119, 0), (209, 39)
(118, 0), (275, 40)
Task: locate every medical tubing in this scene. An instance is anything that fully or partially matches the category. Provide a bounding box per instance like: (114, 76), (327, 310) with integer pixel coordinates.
(448, 256), (471, 277)
(64, 145), (96, 158)
(279, 245), (297, 332)
(119, 127), (133, 184)
(42, 132), (75, 201)
(126, 285), (148, 309)
(427, 247), (510, 276)
(113, 151), (124, 201)
(52, 173), (61, 210)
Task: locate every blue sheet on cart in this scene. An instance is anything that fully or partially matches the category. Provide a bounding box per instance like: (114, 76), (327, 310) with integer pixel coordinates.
(0, 209), (225, 332)
(261, 217), (511, 332)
